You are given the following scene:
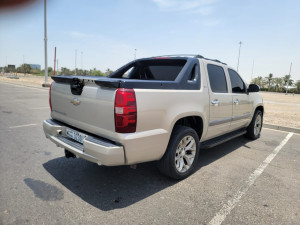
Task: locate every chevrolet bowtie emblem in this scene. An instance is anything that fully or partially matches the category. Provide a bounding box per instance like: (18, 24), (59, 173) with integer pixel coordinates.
(71, 97), (81, 106)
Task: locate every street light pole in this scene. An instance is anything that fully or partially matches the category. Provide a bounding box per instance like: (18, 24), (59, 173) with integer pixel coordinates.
(75, 49), (77, 75)
(81, 51), (83, 70)
(286, 62), (292, 94)
(251, 60), (254, 82)
(134, 49), (137, 60)
(43, 0), (49, 86)
(237, 41), (242, 72)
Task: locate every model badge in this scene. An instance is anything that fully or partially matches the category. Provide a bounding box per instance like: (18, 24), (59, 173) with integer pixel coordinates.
(71, 97), (81, 106)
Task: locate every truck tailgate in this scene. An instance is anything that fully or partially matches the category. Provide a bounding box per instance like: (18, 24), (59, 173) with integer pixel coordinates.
(50, 79), (116, 140)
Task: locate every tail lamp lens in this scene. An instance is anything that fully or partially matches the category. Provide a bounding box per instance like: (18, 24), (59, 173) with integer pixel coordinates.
(114, 88), (137, 133)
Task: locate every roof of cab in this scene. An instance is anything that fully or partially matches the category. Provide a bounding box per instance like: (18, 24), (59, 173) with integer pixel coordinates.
(151, 54), (227, 65)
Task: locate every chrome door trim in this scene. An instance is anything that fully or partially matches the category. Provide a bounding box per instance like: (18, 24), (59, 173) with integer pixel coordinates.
(209, 112), (251, 126)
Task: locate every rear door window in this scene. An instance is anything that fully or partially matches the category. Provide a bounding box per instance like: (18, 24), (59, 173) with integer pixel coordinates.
(207, 64), (228, 93)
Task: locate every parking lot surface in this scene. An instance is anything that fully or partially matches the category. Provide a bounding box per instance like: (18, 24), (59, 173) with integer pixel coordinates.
(0, 82), (299, 225)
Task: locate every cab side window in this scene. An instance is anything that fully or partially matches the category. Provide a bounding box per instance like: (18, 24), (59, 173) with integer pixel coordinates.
(228, 69), (246, 93)
(207, 64), (228, 93)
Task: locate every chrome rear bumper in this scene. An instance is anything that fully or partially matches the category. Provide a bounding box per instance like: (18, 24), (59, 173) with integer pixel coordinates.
(43, 119), (125, 166)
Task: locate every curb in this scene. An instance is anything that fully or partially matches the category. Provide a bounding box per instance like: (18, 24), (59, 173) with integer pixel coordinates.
(263, 123), (300, 134)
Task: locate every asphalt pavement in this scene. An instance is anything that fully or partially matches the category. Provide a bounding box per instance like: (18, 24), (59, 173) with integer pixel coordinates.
(0, 82), (299, 225)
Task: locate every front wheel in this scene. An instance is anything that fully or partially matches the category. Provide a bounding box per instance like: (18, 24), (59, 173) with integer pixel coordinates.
(157, 126), (200, 180)
(246, 110), (263, 139)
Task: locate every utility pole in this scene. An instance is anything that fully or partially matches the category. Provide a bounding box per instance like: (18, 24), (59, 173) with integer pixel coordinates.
(237, 41), (242, 72)
(134, 49), (137, 60)
(42, 0), (49, 87)
(251, 60), (254, 82)
(53, 47), (56, 75)
(75, 49), (77, 75)
(81, 51), (83, 70)
(22, 55), (25, 75)
(286, 62), (292, 94)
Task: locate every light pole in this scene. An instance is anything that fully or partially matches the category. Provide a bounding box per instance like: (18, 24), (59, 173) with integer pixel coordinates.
(134, 49), (137, 60)
(237, 41), (242, 72)
(251, 60), (254, 82)
(56, 59), (58, 75)
(81, 51), (83, 71)
(23, 55), (25, 75)
(42, 0), (49, 87)
(75, 49), (77, 75)
(286, 62), (292, 94)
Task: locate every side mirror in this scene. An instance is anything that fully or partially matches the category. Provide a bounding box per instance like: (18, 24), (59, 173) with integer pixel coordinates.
(248, 84), (260, 92)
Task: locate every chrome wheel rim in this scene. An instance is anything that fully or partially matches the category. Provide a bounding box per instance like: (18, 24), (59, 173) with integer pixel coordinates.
(254, 113), (262, 136)
(175, 135), (196, 173)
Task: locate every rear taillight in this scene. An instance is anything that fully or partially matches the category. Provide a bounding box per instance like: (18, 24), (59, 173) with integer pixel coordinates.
(49, 82), (53, 111)
(114, 88), (137, 133)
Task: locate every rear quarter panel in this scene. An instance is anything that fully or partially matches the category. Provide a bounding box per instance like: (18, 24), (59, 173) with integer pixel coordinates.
(121, 87), (209, 164)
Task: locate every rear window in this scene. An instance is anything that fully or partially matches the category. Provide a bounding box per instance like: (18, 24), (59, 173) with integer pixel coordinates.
(110, 59), (186, 81)
(148, 65), (183, 81)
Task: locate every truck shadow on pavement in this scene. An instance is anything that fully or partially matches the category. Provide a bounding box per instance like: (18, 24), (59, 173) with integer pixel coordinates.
(43, 136), (252, 211)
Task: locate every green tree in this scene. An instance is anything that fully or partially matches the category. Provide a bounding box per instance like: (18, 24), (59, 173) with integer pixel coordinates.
(283, 75), (293, 94)
(21, 64), (31, 75)
(104, 68), (114, 76)
(91, 68), (104, 76)
(295, 80), (300, 94)
(265, 73), (273, 90)
(61, 67), (72, 75)
(48, 67), (53, 74)
(252, 76), (263, 87)
(273, 77), (283, 92)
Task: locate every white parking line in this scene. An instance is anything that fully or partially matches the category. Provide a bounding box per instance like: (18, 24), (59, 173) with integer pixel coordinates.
(208, 132), (294, 225)
(31, 107), (49, 110)
(9, 124), (38, 129)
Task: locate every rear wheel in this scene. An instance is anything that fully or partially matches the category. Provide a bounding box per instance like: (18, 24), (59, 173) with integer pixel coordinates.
(157, 126), (200, 179)
(246, 110), (263, 139)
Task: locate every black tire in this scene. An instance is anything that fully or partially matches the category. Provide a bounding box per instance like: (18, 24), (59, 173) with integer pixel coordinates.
(246, 110), (263, 140)
(157, 125), (200, 180)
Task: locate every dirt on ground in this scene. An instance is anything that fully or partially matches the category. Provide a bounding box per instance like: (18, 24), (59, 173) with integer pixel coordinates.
(260, 92), (300, 129)
(1, 73), (300, 129)
(0, 73), (47, 88)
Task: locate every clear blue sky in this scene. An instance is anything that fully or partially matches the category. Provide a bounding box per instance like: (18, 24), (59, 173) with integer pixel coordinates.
(1, 0), (299, 82)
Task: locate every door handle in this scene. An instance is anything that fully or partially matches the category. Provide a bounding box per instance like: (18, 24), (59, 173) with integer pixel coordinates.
(211, 99), (219, 105)
(233, 99), (239, 104)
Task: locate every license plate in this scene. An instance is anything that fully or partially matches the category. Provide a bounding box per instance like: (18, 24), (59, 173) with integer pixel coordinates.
(66, 128), (87, 144)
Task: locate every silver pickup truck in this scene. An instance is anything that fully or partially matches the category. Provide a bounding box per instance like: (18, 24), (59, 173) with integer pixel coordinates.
(43, 55), (263, 179)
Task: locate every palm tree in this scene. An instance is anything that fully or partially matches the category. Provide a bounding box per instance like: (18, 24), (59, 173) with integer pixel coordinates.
(283, 75), (294, 94)
(265, 73), (273, 90)
(273, 77), (283, 92)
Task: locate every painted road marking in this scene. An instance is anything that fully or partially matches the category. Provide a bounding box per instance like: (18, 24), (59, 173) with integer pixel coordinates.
(208, 132), (294, 225)
(9, 124), (38, 129)
(31, 107), (50, 110)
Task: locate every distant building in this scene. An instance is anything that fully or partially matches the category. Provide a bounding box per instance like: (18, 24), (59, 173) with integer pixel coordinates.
(29, 64), (41, 70)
